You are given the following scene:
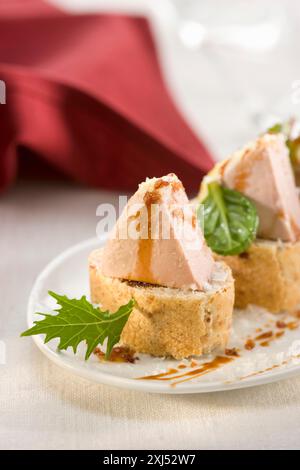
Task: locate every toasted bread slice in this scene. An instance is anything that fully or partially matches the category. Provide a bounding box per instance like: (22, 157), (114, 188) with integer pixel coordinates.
(89, 249), (234, 359)
(216, 239), (300, 314)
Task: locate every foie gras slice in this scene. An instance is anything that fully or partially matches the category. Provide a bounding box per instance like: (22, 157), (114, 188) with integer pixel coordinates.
(101, 174), (214, 290)
(218, 134), (300, 242)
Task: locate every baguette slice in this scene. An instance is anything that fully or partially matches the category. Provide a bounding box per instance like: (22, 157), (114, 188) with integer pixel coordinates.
(89, 249), (234, 359)
(216, 239), (300, 314)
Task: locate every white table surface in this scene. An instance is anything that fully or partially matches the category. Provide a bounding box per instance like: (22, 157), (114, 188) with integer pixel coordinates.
(1, 0), (300, 451)
(1, 181), (300, 451)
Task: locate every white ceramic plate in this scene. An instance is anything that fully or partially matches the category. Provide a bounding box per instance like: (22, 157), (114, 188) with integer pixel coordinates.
(27, 237), (300, 394)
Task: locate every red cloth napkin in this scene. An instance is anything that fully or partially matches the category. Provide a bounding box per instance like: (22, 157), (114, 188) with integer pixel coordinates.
(0, 0), (213, 193)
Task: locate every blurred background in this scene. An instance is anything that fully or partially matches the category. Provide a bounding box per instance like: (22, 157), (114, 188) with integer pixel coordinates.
(53, 0), (300, 157)
(1, 0), (300, 196)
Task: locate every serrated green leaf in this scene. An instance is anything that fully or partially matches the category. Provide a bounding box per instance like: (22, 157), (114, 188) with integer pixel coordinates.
(21, 291), (135, 360)
(199, 182), (259, 256)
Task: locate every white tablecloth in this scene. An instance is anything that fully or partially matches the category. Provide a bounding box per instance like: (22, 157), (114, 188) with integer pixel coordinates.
(1, 182), (300, 450)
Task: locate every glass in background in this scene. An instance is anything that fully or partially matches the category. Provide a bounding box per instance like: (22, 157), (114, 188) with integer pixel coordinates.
(166, 0), (300, 159)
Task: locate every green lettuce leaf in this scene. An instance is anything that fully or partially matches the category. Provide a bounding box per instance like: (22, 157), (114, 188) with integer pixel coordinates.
(199, 182), (259, 256)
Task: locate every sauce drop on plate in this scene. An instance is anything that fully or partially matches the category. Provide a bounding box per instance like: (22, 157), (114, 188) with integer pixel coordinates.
(137, 356), (234, 387)
(94, 346), (138, 364)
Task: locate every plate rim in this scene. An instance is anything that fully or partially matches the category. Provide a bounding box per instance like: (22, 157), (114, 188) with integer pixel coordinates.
(27, 237), (300, 394)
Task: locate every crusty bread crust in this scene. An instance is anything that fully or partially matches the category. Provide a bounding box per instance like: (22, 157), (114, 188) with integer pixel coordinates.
(217, 239), (300, 313)
(89, 249), (234, 359)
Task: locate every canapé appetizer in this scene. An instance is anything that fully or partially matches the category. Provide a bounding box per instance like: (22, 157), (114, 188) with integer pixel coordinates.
(199, 133), (300, 314)
(90, 174), (234, 359)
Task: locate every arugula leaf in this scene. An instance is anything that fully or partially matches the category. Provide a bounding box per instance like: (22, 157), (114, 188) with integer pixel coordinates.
(199, 182), (259, 256)
(268, 119), (300, 167)
(21, 291), (135, 360)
